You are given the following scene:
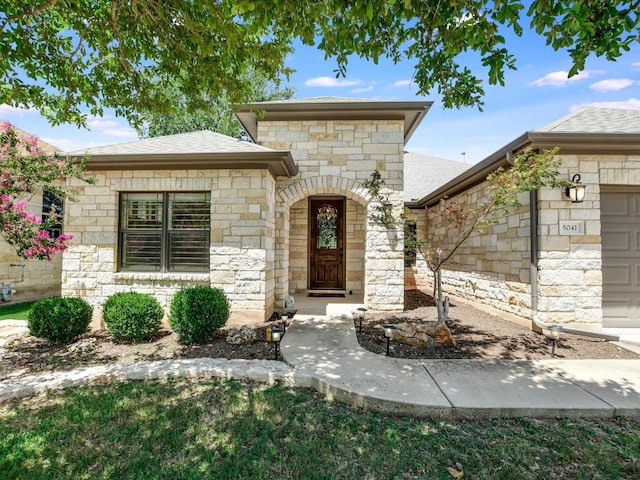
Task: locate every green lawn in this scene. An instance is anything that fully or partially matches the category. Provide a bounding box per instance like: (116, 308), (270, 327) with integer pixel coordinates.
(1, 378), (638, 479)
(0, 301), (34, 321)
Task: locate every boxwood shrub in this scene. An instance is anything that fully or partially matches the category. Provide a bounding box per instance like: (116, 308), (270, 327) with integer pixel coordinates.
(28, 296), (93, 343)
(102, 292), (164, 342)
(169, 286), (229, 344)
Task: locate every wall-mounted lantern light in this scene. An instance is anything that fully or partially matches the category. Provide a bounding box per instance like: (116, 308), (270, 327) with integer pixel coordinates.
(565, 174), (586, 203)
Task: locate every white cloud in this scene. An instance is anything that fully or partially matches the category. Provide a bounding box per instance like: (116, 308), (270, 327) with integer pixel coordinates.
(350, 85), (374, 93)
(571, 98), (640, 111)
(590, 78), (636, 92)
(304, 76), (361, 87)
(42, 137), (102, 152)
(391, 79), (413, 87)
(0, 104), (38, 116)
(88, 118), (119, 129)
(528, 70), (593, 87)
(103, 128), (138, 138)
(632, 62), (640, 70)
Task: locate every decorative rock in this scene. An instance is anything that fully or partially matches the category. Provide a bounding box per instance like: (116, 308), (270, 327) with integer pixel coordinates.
(390, 321), (457, 348)
(284, 296), (295, 309)
(226, 326), (256, 345)
(67, 337), (98, 354)
(0, 358), (300, 403)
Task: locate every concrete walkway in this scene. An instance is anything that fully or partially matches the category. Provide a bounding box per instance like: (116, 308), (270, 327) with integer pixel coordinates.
(2, 308), (640, 418)
(281, 304), (640, 419)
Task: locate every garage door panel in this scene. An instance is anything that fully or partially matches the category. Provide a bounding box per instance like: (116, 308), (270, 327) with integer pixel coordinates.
(602, 298), (640, 326)
(601, 191), (640, 328)
(602, 195), (630, 216)
(603, 264), (631, 285)
(604, 230), (630, 251)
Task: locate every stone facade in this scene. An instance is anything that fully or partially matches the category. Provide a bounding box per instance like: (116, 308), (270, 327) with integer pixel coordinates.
(259, 119), (405, 311)
(58, 99), (432, 323)
(62, 169), (276, 322)
(535, 154), (602, 327)
(407, 183), (534, 317)
(412, 152), (640, 330)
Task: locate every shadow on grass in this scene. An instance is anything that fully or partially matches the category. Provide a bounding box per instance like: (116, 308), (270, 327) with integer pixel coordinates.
(1, 378), (639, 479)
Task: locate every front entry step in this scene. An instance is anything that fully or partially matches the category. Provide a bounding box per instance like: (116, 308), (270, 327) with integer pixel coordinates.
(307, 290), (346, 297)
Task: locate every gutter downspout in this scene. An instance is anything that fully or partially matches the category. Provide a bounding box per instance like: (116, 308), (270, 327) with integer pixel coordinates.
(529, 190), (619, 341)
(530, 189), (540, 332)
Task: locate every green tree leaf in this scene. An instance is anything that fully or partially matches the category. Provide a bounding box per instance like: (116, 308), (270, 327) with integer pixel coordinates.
(2, 1), (638, 124)
(137, 71), (295, 138)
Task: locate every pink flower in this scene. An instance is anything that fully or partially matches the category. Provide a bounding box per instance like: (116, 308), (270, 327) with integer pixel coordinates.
(1, 123), (90, 261)
(12, 199), (27, 210)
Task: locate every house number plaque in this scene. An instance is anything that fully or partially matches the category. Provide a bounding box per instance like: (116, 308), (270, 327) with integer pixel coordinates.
(559, 221), (584, 235)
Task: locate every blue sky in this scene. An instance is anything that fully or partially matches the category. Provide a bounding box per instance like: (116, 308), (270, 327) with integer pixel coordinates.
(1, 25), (639, 165)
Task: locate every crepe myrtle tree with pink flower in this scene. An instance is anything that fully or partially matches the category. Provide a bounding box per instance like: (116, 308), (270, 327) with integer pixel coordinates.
(0, 122), (93, 260)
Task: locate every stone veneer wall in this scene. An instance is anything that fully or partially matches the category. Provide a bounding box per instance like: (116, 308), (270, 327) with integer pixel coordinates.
(257, 119), (405, 311)
(0, 193), (61, 303)
(415, 153), (633, 329)
(345, 199), (367, 295)
(533, 152), (640, 328)
(412, 182), (533, 319)
(288, 200), (307, 294)
(62, 168), (276, 323)
(535, 154), (602, 327)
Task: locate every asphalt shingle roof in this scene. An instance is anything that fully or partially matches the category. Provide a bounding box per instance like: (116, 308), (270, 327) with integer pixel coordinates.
(404, 152), (469, 201)
(250, 96), (387, 105)
(535, 107), (640, 134)
(64, 130), (277, 156)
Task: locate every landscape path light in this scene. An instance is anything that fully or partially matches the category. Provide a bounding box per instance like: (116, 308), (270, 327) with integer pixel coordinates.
(271, 327), (282, 361)
(546, 325), (562, 358)
(356, 307), (367, 333)
(280, 312), (289, 333)
(383, 324), (395, 356)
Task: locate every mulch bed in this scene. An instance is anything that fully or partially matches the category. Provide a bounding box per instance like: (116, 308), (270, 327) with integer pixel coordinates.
(1, 290), (639, 381)
(358, 290), (640, 360)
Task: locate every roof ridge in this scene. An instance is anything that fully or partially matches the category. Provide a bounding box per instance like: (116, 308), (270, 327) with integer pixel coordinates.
(534, 106), (640, 133)
(63, 129), (277, 156)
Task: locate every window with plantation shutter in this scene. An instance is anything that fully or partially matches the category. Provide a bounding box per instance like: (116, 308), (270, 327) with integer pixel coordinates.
(119, 192), (210, 272)
(42, 190), (64, 239)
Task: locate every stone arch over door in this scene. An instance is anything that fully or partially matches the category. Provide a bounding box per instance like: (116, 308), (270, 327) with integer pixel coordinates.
(278, 176), (372, 208)
(274, 176), (371, 306)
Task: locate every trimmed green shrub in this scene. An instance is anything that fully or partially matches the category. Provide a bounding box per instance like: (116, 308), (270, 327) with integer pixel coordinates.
(28, 296), (93, 343)
(102, 292), (164, 342)
(169, 286), (229, 344)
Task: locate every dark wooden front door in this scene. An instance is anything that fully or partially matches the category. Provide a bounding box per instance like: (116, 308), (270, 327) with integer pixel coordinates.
(309, 197), (345, 291)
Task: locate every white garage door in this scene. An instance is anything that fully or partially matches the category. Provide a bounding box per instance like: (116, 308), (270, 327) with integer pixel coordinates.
(601, 190), (640, 327)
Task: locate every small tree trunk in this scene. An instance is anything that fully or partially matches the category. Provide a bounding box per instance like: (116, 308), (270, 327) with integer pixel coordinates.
(432, 270), (437, 299)
(435, 268), (449, 324)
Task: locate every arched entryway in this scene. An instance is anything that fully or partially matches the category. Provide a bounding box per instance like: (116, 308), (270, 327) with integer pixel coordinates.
(275, 176), (370, 307)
